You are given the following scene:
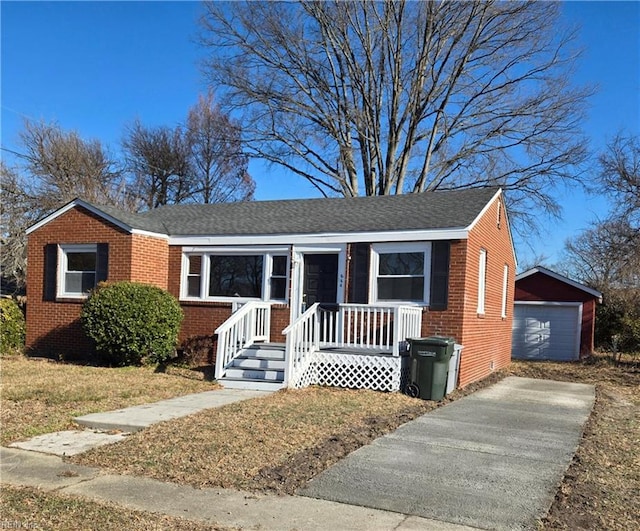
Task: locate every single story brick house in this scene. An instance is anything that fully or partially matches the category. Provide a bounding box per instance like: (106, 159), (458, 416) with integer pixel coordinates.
(26, 187), (516, 391)
(512, 266), (602, 361)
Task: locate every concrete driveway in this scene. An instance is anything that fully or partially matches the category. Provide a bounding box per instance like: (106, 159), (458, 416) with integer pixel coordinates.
(298, 376), (595, 530)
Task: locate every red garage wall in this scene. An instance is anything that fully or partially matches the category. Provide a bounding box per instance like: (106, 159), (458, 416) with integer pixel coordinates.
(515, 272), (598, 356)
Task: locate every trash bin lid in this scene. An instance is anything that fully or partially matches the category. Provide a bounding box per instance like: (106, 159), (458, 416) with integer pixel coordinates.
(410, 336), (455, 346)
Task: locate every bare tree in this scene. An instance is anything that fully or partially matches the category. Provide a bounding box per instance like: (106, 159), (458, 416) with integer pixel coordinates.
(562, 136), (640, 351)
(597, 133), (639, 227)
(0, 162), (35, 290)
(199, 0), (591, 228)
(122, 120), (192, 209)
(563, 218), (640, 351)
(563, 219), (639, 291)
(19, 120), (125, 211)
(563, 135), (640, 290)
(1, 121), (128, 289)
(186, 92), (255, 203)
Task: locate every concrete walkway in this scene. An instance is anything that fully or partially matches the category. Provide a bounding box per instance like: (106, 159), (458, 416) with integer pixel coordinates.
(2, 377), (595, 530)
(10, 388), (272, 456)
(299, 377), (595, 530)
(74, 388), (272, 432)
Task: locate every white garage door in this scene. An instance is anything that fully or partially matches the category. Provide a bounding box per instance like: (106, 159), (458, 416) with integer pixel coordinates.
(512, 303), (581, 361)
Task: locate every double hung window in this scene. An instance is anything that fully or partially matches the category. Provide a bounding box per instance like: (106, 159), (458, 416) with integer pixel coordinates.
(58, 244), (97, 298)
(371, 243), (430, 304)
(501, 264), (509, 318)
(477, 249), (487, 314)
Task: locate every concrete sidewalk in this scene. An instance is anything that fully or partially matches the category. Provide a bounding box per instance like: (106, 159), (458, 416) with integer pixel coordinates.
(2, 376), (595, 530)
(0, 447), (474, 530)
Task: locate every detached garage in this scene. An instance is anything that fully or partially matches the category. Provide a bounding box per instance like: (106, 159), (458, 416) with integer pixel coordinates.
(512, 267), (602, 361)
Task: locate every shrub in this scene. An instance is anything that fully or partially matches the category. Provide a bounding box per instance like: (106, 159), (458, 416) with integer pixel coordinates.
(0, 298), (26, 354)
(81, 282), (184, 366)
(596, 289), (640, 353)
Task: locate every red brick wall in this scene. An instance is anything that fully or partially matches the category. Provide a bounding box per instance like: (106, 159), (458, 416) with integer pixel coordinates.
(26, 206), (168, 359)
(515, 273), (598, 355)
(457, 196), (516, 387)
(131, 234), (169, 289)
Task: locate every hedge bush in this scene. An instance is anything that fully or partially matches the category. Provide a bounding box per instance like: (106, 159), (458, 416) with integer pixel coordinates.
(0, 298), (26, 353)
(81, 282), (184, 366)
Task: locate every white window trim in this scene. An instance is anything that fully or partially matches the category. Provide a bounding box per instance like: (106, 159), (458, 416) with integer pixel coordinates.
(369, 242), (431, 305)
(57, 243), (98, 299)
(501, 264), (509, 318)
(477, 248), (487, 314)
(180, 248), (290, 303)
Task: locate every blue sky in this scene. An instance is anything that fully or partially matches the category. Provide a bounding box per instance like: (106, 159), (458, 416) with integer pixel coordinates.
(2, 1), (639, 270)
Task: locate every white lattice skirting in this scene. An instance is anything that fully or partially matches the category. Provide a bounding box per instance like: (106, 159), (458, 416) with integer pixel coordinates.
(291, 352), (410, 392)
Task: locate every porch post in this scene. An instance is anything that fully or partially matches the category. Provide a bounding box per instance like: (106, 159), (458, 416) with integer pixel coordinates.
(392, 307), (400, 356)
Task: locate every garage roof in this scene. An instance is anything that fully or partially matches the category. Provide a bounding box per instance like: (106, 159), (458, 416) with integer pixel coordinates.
(516, 266), (602, 300)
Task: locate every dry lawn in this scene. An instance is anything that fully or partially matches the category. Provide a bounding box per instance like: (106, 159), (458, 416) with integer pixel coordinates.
(73, 386), (434, 492)
(0, 356), (215, 445)
(4, 351), (637, 529)
(0, 484), (233, 531)
(509, 352), (640, 530)
(72, 372), (505, 493)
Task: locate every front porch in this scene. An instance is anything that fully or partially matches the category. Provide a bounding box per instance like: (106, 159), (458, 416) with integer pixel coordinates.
(214, 302), (423, 391)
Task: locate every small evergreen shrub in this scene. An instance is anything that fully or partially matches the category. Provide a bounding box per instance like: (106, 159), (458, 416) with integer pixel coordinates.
(81, 282), (184, 366)
(0, 298), (26, 354)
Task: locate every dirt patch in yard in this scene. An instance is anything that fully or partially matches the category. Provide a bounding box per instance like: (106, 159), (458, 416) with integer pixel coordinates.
(253, 371), (506, 494)
(509, 353), (640, 529)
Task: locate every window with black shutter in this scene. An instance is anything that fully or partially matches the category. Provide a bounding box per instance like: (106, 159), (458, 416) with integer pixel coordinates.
(44, 243), (109, 300)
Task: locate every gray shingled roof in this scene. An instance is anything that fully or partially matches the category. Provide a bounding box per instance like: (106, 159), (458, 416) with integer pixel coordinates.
(95, 187), (499, 236)
(90, 203), (168, 234)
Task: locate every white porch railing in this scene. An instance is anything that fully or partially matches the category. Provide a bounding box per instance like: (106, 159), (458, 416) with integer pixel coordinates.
(214, 301), (271, 380)
(283, 303), (320, 388)
(284, 303), (423, 388)
(396, 306), (424, 351)
(318, 304), (422, 356)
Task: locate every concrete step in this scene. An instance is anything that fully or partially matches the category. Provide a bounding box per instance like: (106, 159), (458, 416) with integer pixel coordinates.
(242, 344), (286, 361)
(233, 357), (286, 370)
(224, 368), (284, 381)
(219, 378), (285, 391)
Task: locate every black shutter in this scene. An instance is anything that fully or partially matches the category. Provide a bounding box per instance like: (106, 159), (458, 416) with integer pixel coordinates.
(43, 244), (57, 301)
(348, 243), (370, 304)
(96, 243), (109, 284)
(430, 241), (450, 311)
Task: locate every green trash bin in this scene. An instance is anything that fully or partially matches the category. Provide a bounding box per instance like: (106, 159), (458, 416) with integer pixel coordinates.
(406, 337), (455, 400)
